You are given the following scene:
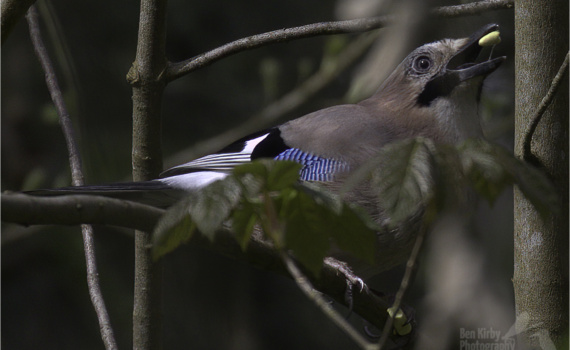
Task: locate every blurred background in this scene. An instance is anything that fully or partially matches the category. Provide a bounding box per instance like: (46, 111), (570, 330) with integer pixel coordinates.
(2, 0), (515, 349)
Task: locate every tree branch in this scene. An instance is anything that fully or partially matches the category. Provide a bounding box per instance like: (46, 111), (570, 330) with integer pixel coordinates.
(0, 192), (396, 332)
(2, 193), (164, 232)
(26, 6), (118, 350)
(166, 17), (390, 82)
(166, 0), (514, 82)
(377, 225), (426, 349)
(281, 253), (376, 350)
(1, 0), (37, 44)
(522, 51), (569, 161)
(431, 0), (513, 17)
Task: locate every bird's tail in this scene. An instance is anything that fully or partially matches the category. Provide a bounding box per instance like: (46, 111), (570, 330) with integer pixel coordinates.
(25, 180), (184, 208)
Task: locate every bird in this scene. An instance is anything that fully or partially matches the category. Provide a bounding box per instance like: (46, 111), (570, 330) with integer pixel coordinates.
(27, 23), (505, 277)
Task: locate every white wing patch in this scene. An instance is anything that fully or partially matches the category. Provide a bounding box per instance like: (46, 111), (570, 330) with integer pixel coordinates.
(159, 133), (270, 180)
(159, 172), (229, 191)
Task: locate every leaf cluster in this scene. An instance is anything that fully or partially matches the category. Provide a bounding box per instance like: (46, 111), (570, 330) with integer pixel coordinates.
(152, 160), (378, 276)
(152, 138), (558, 276)
(358, 138), (558, 229)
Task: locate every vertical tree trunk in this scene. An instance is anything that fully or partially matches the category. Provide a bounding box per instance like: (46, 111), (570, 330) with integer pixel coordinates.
(514, 0), (569, 347)
(130, 0), (168, 349)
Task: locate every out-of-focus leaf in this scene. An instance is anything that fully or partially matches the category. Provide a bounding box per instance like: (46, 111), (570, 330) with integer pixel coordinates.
(459, 139), (513, 204)
(232, 203), (259, 250)
(152, 176), (242, 260)
(189, 176), (242, 238)
(152, 196), (197, 260)
(509, 160), (559, 218)
(233, 161), (267, 177)
(329, 203), (378, 264)
(371, 138), (437, 226)
(234, 159), (302, 191)
(279, 185), (377, 276)
(280, 190), (333, 276)
(299, 182), (343, 215)
(430, 144), (466, 210)
(459, 139), (558, 218)
(266, 161), (303, 191)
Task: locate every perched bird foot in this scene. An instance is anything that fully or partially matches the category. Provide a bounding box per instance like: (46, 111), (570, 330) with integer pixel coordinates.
(324, 257), (368, 316)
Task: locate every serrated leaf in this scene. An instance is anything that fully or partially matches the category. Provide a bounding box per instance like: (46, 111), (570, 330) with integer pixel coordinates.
(232, 203), (259, 250)
(266, 161), (303, 191)
(372, 138), (436, 225)
(430, 144), (467, 209)
(274, 185), (377, 276)
(459, 139), (558, 218)
(233, 161), (269, 179)
(298, 183), (377, 263)
(329, 203), (378, 264)
(152, 196), (197, 260)
(298, 182), (343, 215)
(190, 176), (242, 239)
(233, 159), (302, 191)
(152, 176), (242, 260)
(281, 190), (332, 276)
(459, 139), (513, 204)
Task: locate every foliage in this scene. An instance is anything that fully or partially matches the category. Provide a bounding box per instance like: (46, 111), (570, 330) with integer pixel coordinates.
(153, 138), (558, 275)
(153, 160), (378, 276)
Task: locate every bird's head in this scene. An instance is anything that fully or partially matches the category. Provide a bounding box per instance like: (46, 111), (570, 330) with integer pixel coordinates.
(369, 23), (506, 141)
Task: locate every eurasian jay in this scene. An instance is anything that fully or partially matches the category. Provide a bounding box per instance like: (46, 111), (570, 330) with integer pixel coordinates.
(28, 23), (505, 276)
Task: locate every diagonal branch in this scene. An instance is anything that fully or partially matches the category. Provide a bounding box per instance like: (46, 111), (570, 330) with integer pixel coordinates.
(166, 16), (391, 82)
(166, 0), (514, 82)
(25, 6), (118, 349)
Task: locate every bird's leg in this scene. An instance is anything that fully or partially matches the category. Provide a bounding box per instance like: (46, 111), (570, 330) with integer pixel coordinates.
(323, 257), (367, 316)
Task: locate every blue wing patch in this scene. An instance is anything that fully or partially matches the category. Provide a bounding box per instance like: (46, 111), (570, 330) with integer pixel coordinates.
(274, 148), (349, 181)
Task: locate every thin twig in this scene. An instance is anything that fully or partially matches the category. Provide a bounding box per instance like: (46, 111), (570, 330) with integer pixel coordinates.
(431, 0), (513, 17)
(522, 51), (569, 161)
(25, 6), (118, 350)
(376, 225), (427, 350)
(166, 17), (390, 82)
(281, 252), (376, 350)
(166, 0), (514, 82)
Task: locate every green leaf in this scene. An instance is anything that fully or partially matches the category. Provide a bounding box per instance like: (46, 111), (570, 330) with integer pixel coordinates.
(152, 196), (197, 260)
(329, 203), (378, 264)
(459, 139), (513, 204)
(459, 139), (558, 218)
(189, 176), (242, 238)
(233, 159), (302, 191)
(266, 161), (303, 191)
(298, 183), (377, 263)
(232, 203), (259, 250)
(152, 176), (243, 260)
(280, 190), (332, 276)
(233, 161), (269, 179)
(273, 185), (377, 276)
(371, 138), (437, 226)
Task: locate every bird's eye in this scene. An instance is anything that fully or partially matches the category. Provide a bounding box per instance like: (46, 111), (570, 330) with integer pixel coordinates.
(413, 56), (432, 73)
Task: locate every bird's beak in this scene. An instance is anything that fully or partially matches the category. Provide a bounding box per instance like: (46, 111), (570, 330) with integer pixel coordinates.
(446, 23), (506, 82)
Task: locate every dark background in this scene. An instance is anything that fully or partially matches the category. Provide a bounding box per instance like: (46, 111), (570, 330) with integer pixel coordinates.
(2, 0), (515, 349)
